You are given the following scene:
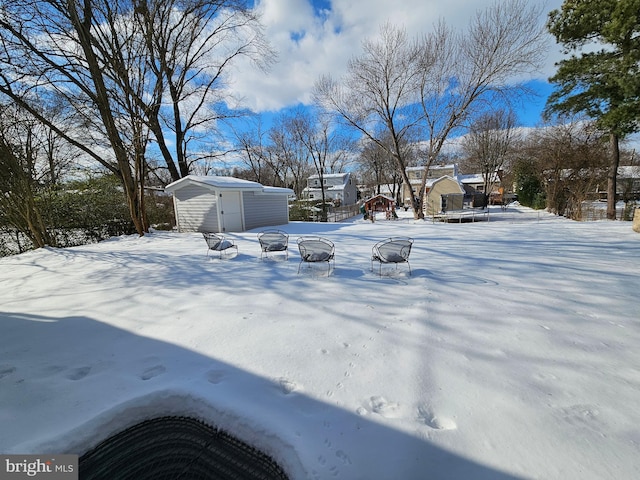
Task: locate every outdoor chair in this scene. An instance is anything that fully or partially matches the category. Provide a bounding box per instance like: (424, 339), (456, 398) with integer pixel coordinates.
(257, 230), (289, 260)
(297, 236), (335, 274)
(202, 232), (237, 259)
(371, 237), (414, 276)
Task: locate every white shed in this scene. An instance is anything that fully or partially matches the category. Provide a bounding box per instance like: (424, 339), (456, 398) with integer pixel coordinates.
(165, 175), (293, 233)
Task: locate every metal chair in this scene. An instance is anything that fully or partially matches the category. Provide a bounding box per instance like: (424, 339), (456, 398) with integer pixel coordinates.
(371, 237), (413, 276)
(257, 230), (289, 260)
(297, 236), (335, 274)
(202, 232), (237, 258)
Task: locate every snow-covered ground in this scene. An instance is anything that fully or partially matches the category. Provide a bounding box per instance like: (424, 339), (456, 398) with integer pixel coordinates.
(1, 206), (639, 479)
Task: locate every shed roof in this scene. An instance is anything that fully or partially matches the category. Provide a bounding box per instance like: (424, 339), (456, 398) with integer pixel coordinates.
(165, 175), (293, 195)
(431, 175), (465, 193)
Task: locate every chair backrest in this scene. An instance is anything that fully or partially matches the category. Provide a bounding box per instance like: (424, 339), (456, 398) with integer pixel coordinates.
(297, 237), (335, 262)
(375, 237), (413, 263)
(258, 230), (288, 250)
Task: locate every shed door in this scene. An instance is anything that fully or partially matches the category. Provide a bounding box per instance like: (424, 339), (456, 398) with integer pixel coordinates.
(219, 191), (243, 232)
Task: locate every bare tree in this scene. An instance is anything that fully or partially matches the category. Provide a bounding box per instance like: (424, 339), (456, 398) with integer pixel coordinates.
(460, 109), (518, 198)
(315, 23), (423, 215)
(527, 118), (608, 219)
(268, 116), (314, 196)
(0, 0), (151, 234)
(287, 109), (354, 219)
(0, 104), (59, 248)
(358, 134), (413, 203)
(0, 0), (274, 235)
(316, 0), (547, 218)
(132, 0), (275, 180)
(232, 118), (273, 185)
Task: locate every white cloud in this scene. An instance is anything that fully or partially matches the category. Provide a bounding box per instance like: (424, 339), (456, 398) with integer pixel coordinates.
(228, 0), (564, 114)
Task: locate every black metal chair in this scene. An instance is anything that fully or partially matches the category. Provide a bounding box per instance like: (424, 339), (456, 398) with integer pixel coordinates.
(257, 230), (289, 260)
(371, 237), (414, 276)
(297, 237), (335, 274)
(202, 232), (237, 258)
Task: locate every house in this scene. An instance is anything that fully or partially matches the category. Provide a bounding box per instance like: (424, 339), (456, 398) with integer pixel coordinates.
(616, 165), (640, 200)
(402, 164), (458, 207)
(303, 173), (358, 206)
(165, 175), (293, 233)
(403, 164), (503, 211)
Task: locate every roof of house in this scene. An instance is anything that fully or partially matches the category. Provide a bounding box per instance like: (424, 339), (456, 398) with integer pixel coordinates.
(457, 173), (485, 184)
(618, 166), (640, 178)
(308, 172), (351, 180)
(406, 164), (458, 172)
(165, 175), (293, 195)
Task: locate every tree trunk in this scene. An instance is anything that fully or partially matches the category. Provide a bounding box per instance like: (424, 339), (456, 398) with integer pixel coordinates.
(607, 132), (620, 220)
(70, 1), (147, 235)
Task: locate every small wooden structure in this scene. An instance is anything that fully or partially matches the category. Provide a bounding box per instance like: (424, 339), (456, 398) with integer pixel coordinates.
(363, 195), (396, 220)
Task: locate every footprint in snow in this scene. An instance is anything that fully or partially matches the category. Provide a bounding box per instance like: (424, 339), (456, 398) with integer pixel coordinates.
(417, 405), (457, 430)
(139, 365), (166, 380)
(0, 365), (16, 380)
(206, 369), (226, 384)
(65, 366), (91, 381)
(335, 450), (352, 465)
(278, 378), (301, 394)
(368, 395), (401, 418)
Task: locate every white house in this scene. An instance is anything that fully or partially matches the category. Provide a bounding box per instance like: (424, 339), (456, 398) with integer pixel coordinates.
(303, 173), (358, 206)
(165, 176), (293, 233)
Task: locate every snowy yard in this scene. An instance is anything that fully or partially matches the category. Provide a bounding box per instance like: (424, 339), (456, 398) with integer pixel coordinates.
(1, 206), (639, 479)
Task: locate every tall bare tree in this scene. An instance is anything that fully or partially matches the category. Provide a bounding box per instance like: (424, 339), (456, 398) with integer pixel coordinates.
(461, 109), (518, 197)
(315, 23), (424, 214)
(0, 0), (152, 234)
(132, 0), (275, 181)
(0, 0), (273, 235)
(316, 0), (547, 218)
(287, 109), (354, 219)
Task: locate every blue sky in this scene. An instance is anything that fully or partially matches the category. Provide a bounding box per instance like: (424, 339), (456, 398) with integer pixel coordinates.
(228, 0), (565, 129)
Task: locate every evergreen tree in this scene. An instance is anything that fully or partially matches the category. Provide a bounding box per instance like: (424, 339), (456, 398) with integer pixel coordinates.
(546, 0), (640, 219)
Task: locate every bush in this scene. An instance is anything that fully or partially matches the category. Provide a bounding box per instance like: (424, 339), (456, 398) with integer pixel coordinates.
(288, 201), (314, 221)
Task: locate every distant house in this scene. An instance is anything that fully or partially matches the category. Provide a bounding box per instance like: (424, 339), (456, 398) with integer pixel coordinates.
(616, 165), (640, 200)
(303, 173), (358, 206)
(165, 175), (293, 233)
(403, 164), (501, 211)
(402, 164), (459, 207)
(457, 173), (484, 192)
